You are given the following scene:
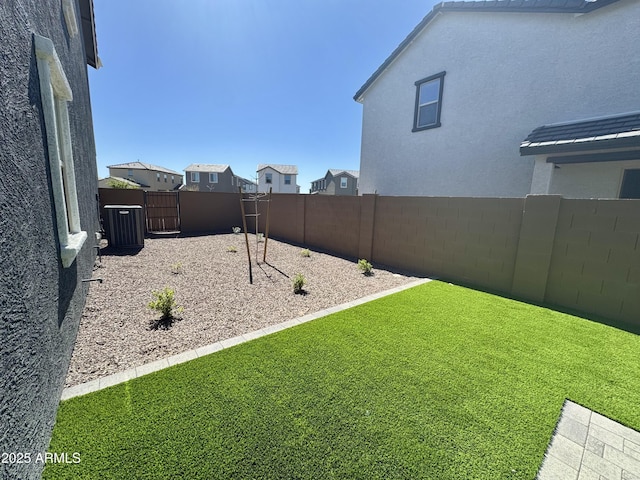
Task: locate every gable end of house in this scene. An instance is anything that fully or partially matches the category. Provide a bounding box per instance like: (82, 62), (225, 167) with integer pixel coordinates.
(353, 0), (622, 103)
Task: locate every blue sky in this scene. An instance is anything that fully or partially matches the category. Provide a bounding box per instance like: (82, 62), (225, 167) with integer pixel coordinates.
(90, 0), (437, 192)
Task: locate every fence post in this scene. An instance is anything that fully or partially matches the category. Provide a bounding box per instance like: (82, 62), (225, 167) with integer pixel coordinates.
(358, 194), (377, 261)
(511, 195), (562, 303)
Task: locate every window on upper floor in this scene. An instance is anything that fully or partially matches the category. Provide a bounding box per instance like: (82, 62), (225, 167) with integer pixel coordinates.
(164, 174), (167, 183)
(127, 169), (133, 177)
(34, 34), (87, 268)
(209, 172), (218, 183)
(413, 71), (445, 132)
(265, 173), (272, 184)
(171, 175), (175, 183)
(157, 173), (160, 182)
(284, 174), (291, 185)
(340, 177), (348, 189)
(191, 172), (200, 182)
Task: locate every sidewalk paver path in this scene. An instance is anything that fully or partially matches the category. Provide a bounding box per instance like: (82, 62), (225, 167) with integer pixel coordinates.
(537, 400), (640, 480)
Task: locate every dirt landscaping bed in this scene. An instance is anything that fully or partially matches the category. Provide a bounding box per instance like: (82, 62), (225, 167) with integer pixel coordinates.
(66, 234), (420, 387)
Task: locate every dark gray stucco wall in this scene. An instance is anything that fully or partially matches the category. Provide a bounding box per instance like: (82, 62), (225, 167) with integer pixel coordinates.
(0, 1), (99, 479)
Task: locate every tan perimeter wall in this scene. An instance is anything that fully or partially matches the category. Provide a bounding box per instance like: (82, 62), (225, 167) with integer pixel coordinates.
(98, 189), (639, 326)
(544, 199), (639, 322)
(179, 191), (241, 234)
(371, 196), (525, 294)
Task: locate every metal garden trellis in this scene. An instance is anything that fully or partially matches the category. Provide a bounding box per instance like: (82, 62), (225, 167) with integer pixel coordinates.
(238, 186), (272, 284)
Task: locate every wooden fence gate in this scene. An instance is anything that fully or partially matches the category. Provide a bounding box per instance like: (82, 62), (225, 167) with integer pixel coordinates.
(144, 191), (180, 233)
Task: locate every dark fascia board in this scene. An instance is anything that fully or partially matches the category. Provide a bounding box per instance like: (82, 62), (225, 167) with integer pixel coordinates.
(79, 0), (99, 68)
(546, 149), (640, 164)
(520, 136), (640, 155)
(353, 0), (621, 103)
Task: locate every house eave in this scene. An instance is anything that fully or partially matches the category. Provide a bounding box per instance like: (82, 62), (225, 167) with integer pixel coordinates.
(78, 0), (99, 69)
(520, 136), (640, 156)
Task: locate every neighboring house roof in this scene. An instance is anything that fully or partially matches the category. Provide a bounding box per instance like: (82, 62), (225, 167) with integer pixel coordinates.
(257, 164), (298, 175)
(236, 176), (257, 185)
(520, 111), (640, 155)
(107, 161), (182, 175)
(184, 163), (231, 173)
(328, 169), (359, 179)
(354, 0), (621, 102)
(99, 176), (148, 188)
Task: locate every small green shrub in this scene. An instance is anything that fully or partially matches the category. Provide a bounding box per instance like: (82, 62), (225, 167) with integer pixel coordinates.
(232, 226), (241, 234)
(148, 287), (182, 320)
(227, 246), (238, 253)
(300, 249), (311, 258)
(170, 262), (183, 275)
(357, 259), (373, 276)
(257, 233), (264, 243)
(292, 273), (306, 294)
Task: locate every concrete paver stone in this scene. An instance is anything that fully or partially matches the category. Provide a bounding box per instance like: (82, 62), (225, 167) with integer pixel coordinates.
(538, 400), (640, 480)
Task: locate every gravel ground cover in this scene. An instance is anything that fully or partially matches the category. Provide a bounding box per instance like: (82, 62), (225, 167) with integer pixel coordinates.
(65, 233), (419, 387)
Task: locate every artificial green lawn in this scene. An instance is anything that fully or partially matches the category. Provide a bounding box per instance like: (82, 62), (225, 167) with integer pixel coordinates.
(45, 281), (640, 479)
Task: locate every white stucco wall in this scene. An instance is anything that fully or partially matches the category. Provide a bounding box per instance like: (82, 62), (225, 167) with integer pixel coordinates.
(257, 167), (298, 193)
(531, 156), (640, 199)
(357, 0), (640, 197)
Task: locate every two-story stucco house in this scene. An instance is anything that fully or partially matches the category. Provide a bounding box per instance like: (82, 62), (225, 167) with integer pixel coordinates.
(184, 164), (238, 192)
(183, 164), (258, 193)
(354, 0), (640, 198)
(310, 169), (359, 196)
(107, 161), (183, 191)
(1, 1), (101, 478)
(257, 164), (300, 193)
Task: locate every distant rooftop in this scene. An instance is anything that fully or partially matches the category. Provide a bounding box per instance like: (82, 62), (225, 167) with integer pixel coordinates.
(184, 164), (231, 173)
(257, 164), (298, 175)
(107, 161), (181, 175)
(328, 169), (359, 179)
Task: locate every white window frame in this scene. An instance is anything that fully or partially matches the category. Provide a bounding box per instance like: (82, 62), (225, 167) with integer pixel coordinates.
(265, 173), (272, 184)
(35, 34), (87, 268)
(191, 171), (200, 182)
(284, 174), (292, 185)
(209, 172), (218, 183)
(340, 177), (348, 189)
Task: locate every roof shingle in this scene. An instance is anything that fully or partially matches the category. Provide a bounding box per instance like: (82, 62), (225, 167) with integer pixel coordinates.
(257, 164), (298, 175)
(107, 161), (181, 175)
(520, 112), (640, 155)
(184, 164), (231, 173)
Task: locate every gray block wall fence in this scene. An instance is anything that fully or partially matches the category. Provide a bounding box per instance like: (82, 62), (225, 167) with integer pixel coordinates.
(1, 1), (100, 479)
